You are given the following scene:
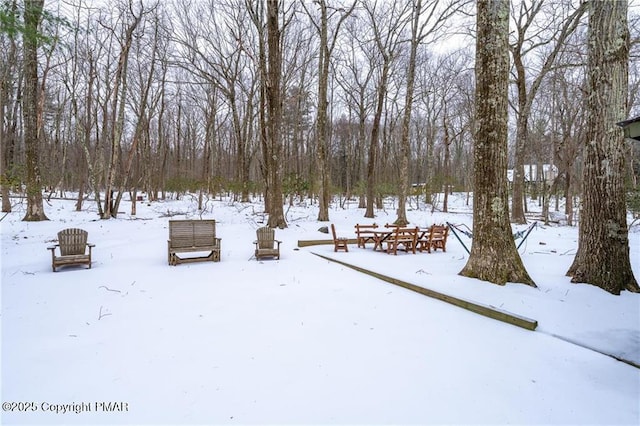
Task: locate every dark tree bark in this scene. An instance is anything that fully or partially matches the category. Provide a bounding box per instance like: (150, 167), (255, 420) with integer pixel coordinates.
(265, 0), (286, 228)
(22, 0), (48, 221)
(442, 109), (452, 213)
(364, 62), (387, 219)
(460, 0), (534, 286)
(394, 0), (420, 226)
(314, 1), (331, 222)
(567, 0), (639, 294)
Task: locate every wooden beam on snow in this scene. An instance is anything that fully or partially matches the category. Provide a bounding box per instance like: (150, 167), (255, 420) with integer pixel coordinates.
(311, 252), (538, 331)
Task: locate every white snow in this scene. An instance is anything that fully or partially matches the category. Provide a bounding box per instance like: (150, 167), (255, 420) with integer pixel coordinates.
(1, 193), (639, 425)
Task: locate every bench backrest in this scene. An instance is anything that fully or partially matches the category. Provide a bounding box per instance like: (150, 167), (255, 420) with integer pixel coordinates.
(331, 223), (339, 240)
(355, 223), (378, 234)
(394, 226), (418, 239)
(169, 220), (217, 248)
(429, 224), (448, 240)
(58, 228), (89, 256)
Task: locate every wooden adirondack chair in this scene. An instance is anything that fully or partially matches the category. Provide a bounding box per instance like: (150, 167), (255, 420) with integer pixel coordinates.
(47, 228), (95, 272)
(330, 224), (349, 252)
(254, 226), (281, 260)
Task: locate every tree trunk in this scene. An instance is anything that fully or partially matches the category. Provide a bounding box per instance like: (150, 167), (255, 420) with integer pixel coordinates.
(395, 0), (422, 226)
(0, 91), (11, 211)
(22, 0), (48, 221)
(265, 0), (286, 228)
(442, 109), (451, 213)
(114, 13), (158, 215)
(460, 0), (534, 287)
(510, 44), (530, 224)
(365, 61), (388, 219)
(567, 0), (639, 294)
(511, 115), (527, 223)
(315, 0), (331, 222)
(102, 8), (142, 219)
(75, 183), (84, 211)
(564, 172), (573, 226)
(358, 101), (367, 209)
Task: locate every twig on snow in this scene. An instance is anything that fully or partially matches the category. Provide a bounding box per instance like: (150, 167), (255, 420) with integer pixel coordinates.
(98, 305), (112, 320)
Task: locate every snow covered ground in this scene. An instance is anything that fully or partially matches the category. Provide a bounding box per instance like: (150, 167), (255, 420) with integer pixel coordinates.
(2, 193), (639, 425)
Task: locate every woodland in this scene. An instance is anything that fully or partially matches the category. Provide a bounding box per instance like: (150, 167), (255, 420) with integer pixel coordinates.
(1, 0), (639, 293)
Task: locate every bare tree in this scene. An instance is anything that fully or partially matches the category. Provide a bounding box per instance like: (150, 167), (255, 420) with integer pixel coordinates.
(302, 0), (356, 222)
(549, 62), (585, 226)
(280, 18), (314, 204)
(414, 58), (444, 206)
(113, 2), (161, 215)
(101, 0), (144, 219)
(394, 0), (470, 225)
(362, 0), (410, 218)
(567, 0), (639, 294)
(334, 19), (375, 209)
(79, 8), (104, 212)
(172, 0), (258, 203)
(22, 0), (48, 221)
(508, 0), (586, 224)
(51, 1), (110, 214)
(0, 0), (20, 213)
(250, 0), (287, 228)
(460, 0), (534, 287)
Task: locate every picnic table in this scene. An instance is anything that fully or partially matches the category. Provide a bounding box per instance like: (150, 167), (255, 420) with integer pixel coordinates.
(372, 229), (394, 251)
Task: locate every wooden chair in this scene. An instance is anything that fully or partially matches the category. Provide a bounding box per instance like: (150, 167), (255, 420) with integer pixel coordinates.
(330, 224), (349, 252)
(47, 228), (95, 272)
(428, 224), (449, 253)
(254, 226), (281, 260)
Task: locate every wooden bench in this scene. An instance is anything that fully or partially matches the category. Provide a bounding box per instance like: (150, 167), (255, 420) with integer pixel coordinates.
(429, 224), (449, 252)
(385, 226), (419, 255)
(47, 228), (95, 272)
(418, 224), (449, 253)
(354, 223), (378, 248)
(167, 219), (221, 265)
